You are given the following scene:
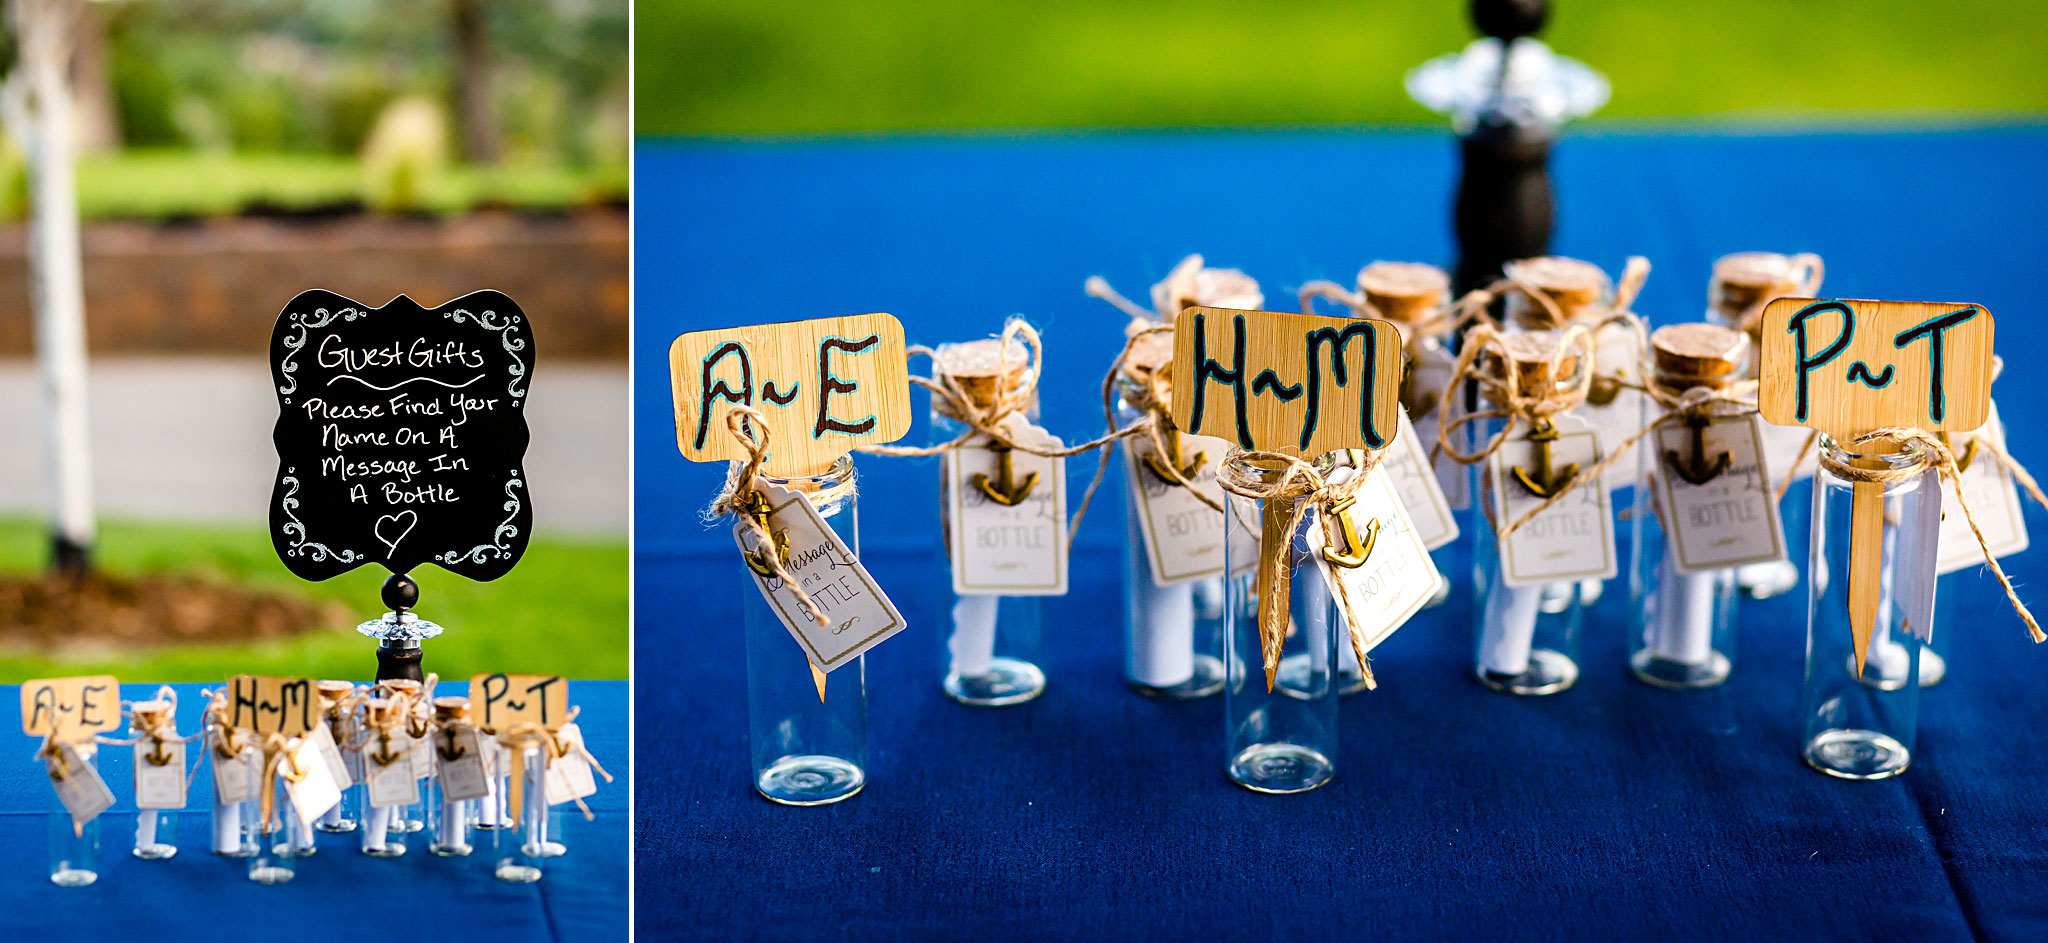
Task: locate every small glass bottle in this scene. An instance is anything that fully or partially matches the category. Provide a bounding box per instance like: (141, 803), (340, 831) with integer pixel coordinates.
(247, 782), (297, 884)
(932, 334), (1047, 707)
(1471, 334), (1590, 695)
(1627, 324), (1751, 688)
(1221, 450), (1338, 794)
(210, 729), (258, 857)
(314, 680), (360, 833)
(1707, 251), (1823, 600)
(429, 697), (476, 856)
(745, 456), (867, 805)
(1800, 435), (1930, 779)
(128, 698), (181, 860)
(47, 744), (100, 886)
(493, 743), (550, 882)
(1116, 365), (1227, 699)
(359, 699), (414, 856)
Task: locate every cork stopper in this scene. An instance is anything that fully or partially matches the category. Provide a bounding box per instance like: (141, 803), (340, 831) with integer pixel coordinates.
(373, 678), (421, 702)
(1710, 251), (1806, 322)
(1154, 264), (1262, 316)
(1356, 261), (1450, 323)
(933, 336), (1036, 411)
(432, 695), (471, 723)
(363, 697), (404, 726)
(129, 700), (172, 729)
(316, 679), (354, 701)
(1119, 326), (1176, 384)
(1504, 256), (1607, 326)
(1650, 323), (1747, 393)
(1485, 330), (1583, 398)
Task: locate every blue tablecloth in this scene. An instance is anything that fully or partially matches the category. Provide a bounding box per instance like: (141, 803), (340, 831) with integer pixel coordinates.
(635, 126), (2048, 941)
(3, 681), (626, 941)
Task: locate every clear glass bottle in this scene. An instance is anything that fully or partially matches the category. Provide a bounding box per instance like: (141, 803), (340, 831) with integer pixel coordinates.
(493, 744), (550, 882)
(745, 456), (867, 805)
(1222, 451), (1338, 794)
(47, 745), (100, 886)
(133, 807), (177, 860)
(932, 340), (1047, 706)
(1801, 435), (1929, 780)
(429, 698), (476, 856)
(314, 680), (360, 833)
(210, 734), (258, 857)
(129, 702), (181, 860)
(359, 708), (415, 856)
(1116, 384), (1227, 699)
(247, 783), (296, 884)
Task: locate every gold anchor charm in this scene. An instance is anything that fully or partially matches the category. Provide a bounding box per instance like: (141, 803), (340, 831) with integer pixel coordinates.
(744, 528), (790, 577)
(1511, 419), (1580, 498)
(972, 440), (1040, 507)
(1940, 431), (1981, 473)
(1586, 373), (1623, 407)
(370, 732), (403, 768)
(1665, 412), (1732, 486)
(1320, 495), (1381, 569)
(1142, 427), (1206, 486)
(144, 739), (174, 767)
(437, 728), (468, 762)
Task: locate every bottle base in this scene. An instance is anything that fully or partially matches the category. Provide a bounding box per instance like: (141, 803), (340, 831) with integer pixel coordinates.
(315, 820), (359, 834)
(1804, 728), (1910, 780)
(943, 657), (1046, 707)
(1477, 649), (1578, 696)
(1630, 649), (1731, 689)
(133, 842), (178, 860)
(496, 862), (543, 883)
(49, 867), (97, 887)
(275, 842), (317, 858)
(431, 842), (473, 857)
(213, 844), (257, 858)
(1127, 654), (1226, 700)
(1919, 648), (1947, 687)
(247, 865), (295, 885)
(1228, 743), (1334, 794)
(362, 843), (407, 858)
(757, 754), (865, 806)
(1735, 560), (1800, 599)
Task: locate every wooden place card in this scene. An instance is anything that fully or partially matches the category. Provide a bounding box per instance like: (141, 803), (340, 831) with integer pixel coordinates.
(20, 676), (121, 739)
(1168, 306), (1404, 457)
(1758, 298), (1992, 438)
(225, 675), (318, 737)
(268, 290), (535, 582)
(670, 313), (912, 476)
(468, 673), (568, 733)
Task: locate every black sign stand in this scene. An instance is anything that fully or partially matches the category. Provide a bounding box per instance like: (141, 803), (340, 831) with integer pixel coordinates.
(267, 289), (536, 680)
(1452, 0), (1555, 296)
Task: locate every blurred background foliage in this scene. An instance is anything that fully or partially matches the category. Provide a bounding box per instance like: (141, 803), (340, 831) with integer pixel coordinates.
(637, 0), (2048, 135)
(3, 0), (627, 218)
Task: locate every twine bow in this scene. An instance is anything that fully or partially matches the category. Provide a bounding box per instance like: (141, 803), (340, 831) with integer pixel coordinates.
(1215, 447), (1387, 692)
(495, 706), (608, 822)
(1820, 428), (2042, 643)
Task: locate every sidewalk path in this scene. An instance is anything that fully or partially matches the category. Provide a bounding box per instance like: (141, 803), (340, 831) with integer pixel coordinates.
(0, 358), (625, 535)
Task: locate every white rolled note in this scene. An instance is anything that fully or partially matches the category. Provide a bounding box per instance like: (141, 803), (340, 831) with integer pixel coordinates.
(136, 809), (158, 849)
(362, 805), (396, 853)
(1652, 556), (1717, 666)
(479, 772), (503, 829)
(212, 800), (243, 854)
(1479, 568), (1542, 676)
(439, 798), (467, 848)
(1126, 524), (1196, 686)
(288, 812), (314, 854)
(948, 595), (999, 677)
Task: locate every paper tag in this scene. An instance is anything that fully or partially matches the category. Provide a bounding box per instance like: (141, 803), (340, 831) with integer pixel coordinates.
(1423, 370), (1475, 510)
(946, 417), (1069, 596)
(735, 481), (907, 672)
(483, 734), (510, 780)
(1385, 407), (1459, 550)
(1652, 412), (1788, 574)
(1937, 406), (2027, 575)
(134, 739), (188, 809)
(362, 737), (420, 808)
(1761, 422), (1818, 484)
(1488, 414), (1617, 587)
(49, 744), (114, 829)
(1896, 469), (1944, 643)
(542, 724), (598, 806)
(1123, 430), (1231, 586)
(1313, 465), (1443, 655)
(283, 737), (341, 826)
(308, 723), (352, 790)
(212, 743), (259, 804)
(1583, 327), (1648, 493)
(409, 720), (437, 780)
(435, 726), (491, 802)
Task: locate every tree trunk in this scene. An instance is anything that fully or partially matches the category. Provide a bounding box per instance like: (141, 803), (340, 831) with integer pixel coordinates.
(66, 0), (115, 153)
(451, 0), (497, 163)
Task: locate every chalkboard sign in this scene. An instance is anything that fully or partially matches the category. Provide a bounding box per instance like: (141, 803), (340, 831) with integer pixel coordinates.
(269, 290), (535, 581)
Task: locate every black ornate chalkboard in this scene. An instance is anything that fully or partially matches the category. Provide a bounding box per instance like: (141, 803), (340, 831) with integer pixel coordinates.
(268, 290), (534, 582)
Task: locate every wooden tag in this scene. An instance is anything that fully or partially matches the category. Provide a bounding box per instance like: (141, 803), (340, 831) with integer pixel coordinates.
(669, 313), (912, 476)
(225, 675), (317, 737)
(1758, 297), (1994, 673)
(1169, 307), (1403, 458)
(467, 673), (568, 733)
(1758, 298), (1992, 437)
(19, 676), (121, 739)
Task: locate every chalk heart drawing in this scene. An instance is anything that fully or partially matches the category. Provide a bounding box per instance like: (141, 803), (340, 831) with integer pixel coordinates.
(375, 510), (419, 557)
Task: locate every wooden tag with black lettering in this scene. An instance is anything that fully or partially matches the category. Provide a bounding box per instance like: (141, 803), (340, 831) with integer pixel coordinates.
(1168, 307), (1403, 458)
(19, 676), (121, 739)
(1758, 298), (1992, 437)
(224, 675), (318, 737)
(467, 673), (569, 733)
(269, 290), (535, 581)
(670, 313), (912, 476)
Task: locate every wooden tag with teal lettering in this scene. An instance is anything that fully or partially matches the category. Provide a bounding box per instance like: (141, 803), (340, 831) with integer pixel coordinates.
(669, 313), (912, 476)
(1167, 306), (1403, 457)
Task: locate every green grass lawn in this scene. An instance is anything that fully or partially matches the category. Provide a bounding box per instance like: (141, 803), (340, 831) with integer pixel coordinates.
(640, 0), (2048, 134)
(0, 149), (629, 222)
(0, 518), (626, 683)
